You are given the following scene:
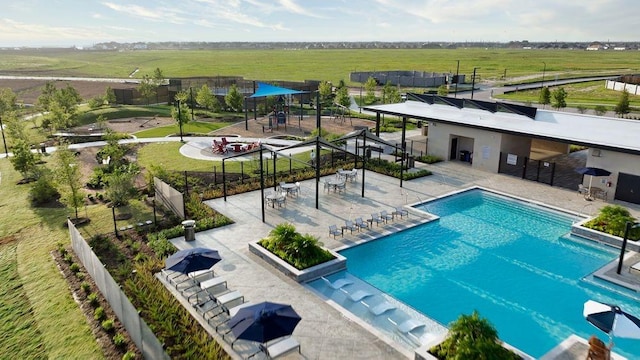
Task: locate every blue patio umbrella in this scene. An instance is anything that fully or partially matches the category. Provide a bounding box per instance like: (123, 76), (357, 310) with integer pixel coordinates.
(584, 300), (640, 348)
(576, 167), (611, 193)
(229, 301), (301, 344)
(165, 247), (221, 274)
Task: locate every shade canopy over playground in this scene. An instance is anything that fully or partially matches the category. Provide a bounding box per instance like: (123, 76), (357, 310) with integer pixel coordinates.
(249, 82), (307, 98)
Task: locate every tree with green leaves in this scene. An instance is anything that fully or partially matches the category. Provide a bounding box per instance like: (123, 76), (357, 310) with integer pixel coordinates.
(614, 89), (631, 117)
(364, 76), (378, 105)
(137, 74), (155, 105)
(318, 81), (334, 107)
(383, 82), (401, 104)
(539, 86), (551, 108)
(594, 105), (607, 116)
(437, 84), (449, 96)
(196, 84), (219, 111)
(551, 87), (567, 110)
(105, 166), (138, 208)
(36, 82), (82, 131)
(3, 111), (27, 144)
(172, 100), (190, 136)
(36, 82), (58, 112)
(9, 139), (39, 179)
(53, 143), (84, 219)
(104, 86), (116, 105)
(225, 84), (244, 112)
(334, 86), (351, 108)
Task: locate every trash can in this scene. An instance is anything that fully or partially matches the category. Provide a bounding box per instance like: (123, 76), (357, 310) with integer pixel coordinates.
(40, 143), (46, 154)
(417, 121), (422, 128)
(182, 220), (196, 241)
(365, 147), (372, 159)
(460, 150), (470, 162)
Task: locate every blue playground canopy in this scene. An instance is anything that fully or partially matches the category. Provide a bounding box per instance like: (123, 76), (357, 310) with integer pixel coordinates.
(249, 82), (306, 98)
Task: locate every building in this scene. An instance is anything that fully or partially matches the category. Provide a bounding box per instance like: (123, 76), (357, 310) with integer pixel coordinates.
(363, 95), (640, 205)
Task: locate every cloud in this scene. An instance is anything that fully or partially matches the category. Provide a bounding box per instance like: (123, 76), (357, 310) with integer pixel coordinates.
(0, 18), (113, 44)
(277, 0), (322, 18)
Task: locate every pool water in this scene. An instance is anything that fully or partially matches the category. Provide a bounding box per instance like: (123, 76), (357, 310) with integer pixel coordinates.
(339, 189), (640, 358)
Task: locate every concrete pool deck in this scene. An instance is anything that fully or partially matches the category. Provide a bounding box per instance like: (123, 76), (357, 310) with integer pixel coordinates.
(169, 153), (640, 359)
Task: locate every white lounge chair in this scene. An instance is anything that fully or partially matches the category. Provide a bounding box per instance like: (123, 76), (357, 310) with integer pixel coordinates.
(362, 299), (396, 316)
(341, 288), (372, 301)
(389, 317), (425, 334)
(321, 276), (353, 290)
(392, 206), (409, 219)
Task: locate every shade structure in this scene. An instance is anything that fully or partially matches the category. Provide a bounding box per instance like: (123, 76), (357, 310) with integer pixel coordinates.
(583, 300), (640, 343)
(229, 301), (301, 344)
(249, 82), (306, 98)
(165, 247), (221, 274)
(576, 167), (611, 193)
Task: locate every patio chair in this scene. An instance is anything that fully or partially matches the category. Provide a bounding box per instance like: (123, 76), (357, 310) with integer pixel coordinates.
(329, 225), (343, 238)
(221, 137), (229, 146)
(369, 212), (385, 227)
(343, 220), (358, 234)
(335, 181), (347, 193)
(354, 217), (369, 231)
(321, 276), (353, 290)
(275, 194), (286, 208)
(380, 210), (394, 222)
(392, 206), (409, 219)
(578, 184), (589, 197)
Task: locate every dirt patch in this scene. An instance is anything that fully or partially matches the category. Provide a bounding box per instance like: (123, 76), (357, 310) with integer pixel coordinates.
(0, 78), (137, 105)
(0, 235), (17, 246)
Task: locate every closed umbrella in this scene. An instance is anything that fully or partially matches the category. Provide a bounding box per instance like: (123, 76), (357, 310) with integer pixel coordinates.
(576, 167), (611, 195)
(583, 300), (640, 348)
(229, 301), (301, 345)
(165, 247), (221, 274)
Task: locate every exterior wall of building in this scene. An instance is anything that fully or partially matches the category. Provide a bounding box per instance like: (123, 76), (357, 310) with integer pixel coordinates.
(531, 138), (570, 154)
(427, 123), (503, 172)
(500, 134), (532, 156)
(586, 148), (640, 197)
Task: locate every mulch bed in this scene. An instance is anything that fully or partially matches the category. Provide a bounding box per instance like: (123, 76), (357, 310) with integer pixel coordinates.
(52, 246), (142, 359)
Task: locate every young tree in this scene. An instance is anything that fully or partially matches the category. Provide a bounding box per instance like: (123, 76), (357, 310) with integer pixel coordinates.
(383, 82), (402, 103)
(137, 74), (156, 105)
(48, 101), (74, 130)
(104, 167), (138, 208)
(171, 100), (190, 134)
(0, 88), (18, 115)
(152, 67), (165, 103)
(364, 76), (378, 105)
(539, 87), (551, 108)
(576, 105), (587, 114)
(4, 111), (27, 143)
(174, 89), (189, 103)
(551, 87), (567, 110)
(318, 81), (334, 107)
(224, 84), (244, 112)
(437, 84), (449, 96)
(104, 86), (116, 105)
(53, 143), (84, 219)
(614, 89), (631, 117)
(594, 105), (608, 116)
(9, 139), (39, 179)
(195, 84), (219, 111)
(36, 82), (58, 112)
(334, 86), (351, 108)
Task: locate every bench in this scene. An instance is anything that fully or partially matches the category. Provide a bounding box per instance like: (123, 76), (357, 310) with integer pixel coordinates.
(262, 125), (273, 133)
(261, 337), (300, 359)
(630, 262), (640, 275)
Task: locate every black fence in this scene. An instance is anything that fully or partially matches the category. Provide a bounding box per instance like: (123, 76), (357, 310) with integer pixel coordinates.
(498, 152), (584, 191)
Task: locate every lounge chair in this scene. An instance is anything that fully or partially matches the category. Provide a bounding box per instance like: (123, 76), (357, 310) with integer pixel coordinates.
(380, 210), (394, 222)
(341, 288), (372, 301)
(247, 336), (301, 359)
(354, 217), (369, 231)
(343, 220), (358, 234)
(586, 335), (609, 360)
(361, 299), (396, 316)
(392, 206), (409, 219)
(388, 317), (425, 334)
(329, 225), (343, 238)
(369, 212), (385, 226)
(321, 276), (353, 290)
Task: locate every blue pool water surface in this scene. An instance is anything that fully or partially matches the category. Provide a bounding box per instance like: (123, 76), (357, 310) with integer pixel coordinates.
(339, 189), (640, 358)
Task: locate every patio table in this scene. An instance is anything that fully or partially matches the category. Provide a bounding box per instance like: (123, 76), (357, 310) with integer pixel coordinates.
(280, 183), (298, 196)
(226, 143), (247, 152)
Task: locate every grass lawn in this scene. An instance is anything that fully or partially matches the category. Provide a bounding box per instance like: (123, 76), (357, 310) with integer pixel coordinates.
(133, 120), (233, 138)
(77, 105), (173, 125)
(0, 159), (103, 359)
(498, 81), (640, 110)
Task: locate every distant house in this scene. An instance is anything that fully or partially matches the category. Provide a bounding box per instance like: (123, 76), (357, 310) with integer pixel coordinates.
(586, 42), (604, 51)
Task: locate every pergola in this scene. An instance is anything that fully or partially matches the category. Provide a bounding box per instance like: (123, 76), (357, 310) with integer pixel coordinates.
(244, 82), (307, 131)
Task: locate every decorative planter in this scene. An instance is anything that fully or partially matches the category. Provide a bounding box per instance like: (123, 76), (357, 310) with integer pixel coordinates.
(248, 241), (347, 283)
(571, 219), (640, 252)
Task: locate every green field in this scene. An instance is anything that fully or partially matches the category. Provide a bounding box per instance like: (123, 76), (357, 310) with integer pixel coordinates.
(1, 48), (638, 84)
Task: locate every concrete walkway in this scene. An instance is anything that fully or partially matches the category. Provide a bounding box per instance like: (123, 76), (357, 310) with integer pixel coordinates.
(167, 146), (640, 359)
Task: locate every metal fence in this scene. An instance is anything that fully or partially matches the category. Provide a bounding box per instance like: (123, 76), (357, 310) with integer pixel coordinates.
(154, 177), (185, 219)
(68, 221), (169, 360)
(498, 152), (583, 191)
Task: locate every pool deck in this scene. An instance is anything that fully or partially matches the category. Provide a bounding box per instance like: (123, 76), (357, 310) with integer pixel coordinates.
(168, 133), (640, 359)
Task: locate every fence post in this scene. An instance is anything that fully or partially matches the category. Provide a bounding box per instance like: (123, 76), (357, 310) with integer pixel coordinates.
(240, 162), (244, 184)
(289, 154), (292, 174)
(522, 157), (528, 179)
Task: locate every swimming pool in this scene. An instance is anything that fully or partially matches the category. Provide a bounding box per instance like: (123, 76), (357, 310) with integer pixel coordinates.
(336, 189), (640, 358)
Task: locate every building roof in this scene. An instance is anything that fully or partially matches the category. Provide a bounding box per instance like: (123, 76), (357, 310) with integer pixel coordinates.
(363, 100), (640, 155)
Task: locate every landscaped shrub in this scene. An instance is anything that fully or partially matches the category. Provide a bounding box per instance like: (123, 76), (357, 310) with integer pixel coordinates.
(430, 310), (520, 360)
(258, 223), (334, 270)
(94, 306), (106, 321)
(80, 281), (91, 293)
(69, 263), (81, 273)
(28, 175), (60, 205)
(76, 272), (85, 280)
(122, 351), (136, 360)
(583, 205), (639, 240)
(87, 292), (100, 307)
(146, 231), (178, 258)
(416, 154), (443, 164)
(112, 332), (127, 349)
(101, 318), (115, 333)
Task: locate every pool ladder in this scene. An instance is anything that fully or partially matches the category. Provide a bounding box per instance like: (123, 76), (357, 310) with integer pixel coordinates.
(575, 203), (595, 224)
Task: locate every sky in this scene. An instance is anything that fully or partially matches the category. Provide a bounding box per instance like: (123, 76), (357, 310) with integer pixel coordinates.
(0, 0), (637, 47)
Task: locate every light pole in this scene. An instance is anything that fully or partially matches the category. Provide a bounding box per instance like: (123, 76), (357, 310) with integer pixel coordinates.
(471, 67), (480, 99)
(454, 60), (460, 98)
(177, 100), (184, 142)
(541, 62), (547, 88)
(616, 221), (640, 274)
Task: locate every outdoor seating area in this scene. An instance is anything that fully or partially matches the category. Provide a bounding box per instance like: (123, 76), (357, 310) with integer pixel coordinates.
(213, 138), (261, 154)
(327, 206), (411, 239)
(160, 247), (304, 359)
(265, 191), (287, 208)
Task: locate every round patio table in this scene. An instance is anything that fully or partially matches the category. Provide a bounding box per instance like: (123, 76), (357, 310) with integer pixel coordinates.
(226, 143), (247, 152)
